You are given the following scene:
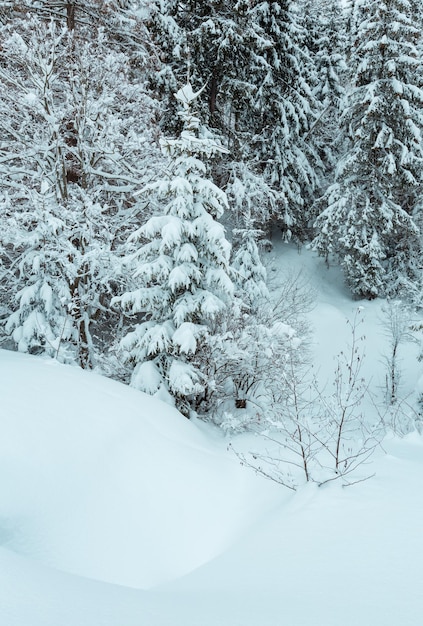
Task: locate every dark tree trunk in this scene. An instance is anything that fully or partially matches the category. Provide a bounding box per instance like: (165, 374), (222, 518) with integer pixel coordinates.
(209, 74), (218, 114)
(66, 2), (76, 30)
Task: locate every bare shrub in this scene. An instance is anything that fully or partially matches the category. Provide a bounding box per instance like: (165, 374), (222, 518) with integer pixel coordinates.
(230, 309), (382, 489)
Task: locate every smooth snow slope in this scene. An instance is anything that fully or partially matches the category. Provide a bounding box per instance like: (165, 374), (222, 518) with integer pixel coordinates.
(157, 434), (423, 626)
(0, 349), (280, 590)
(269, 242), (423, 403)
(1, 244), (423, 626)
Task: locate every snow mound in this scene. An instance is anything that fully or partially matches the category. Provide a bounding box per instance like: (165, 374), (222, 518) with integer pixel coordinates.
(0, 349), (277, 589)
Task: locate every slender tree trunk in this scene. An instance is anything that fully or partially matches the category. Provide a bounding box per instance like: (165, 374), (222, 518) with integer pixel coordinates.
(209, 73), (218, 114)
(66, 2), (76, 30)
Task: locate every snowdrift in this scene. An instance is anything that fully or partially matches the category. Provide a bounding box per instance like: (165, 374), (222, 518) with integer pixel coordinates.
(0, 349), (278, 590)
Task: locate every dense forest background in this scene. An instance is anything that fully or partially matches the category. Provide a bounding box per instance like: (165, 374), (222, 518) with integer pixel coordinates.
(1, 0), (423, 427)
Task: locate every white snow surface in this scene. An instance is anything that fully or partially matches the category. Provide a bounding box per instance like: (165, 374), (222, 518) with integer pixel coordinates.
(1, 243), (423, 625)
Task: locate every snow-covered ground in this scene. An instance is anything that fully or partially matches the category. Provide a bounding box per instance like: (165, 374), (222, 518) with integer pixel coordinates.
(1, 244), (423, 626)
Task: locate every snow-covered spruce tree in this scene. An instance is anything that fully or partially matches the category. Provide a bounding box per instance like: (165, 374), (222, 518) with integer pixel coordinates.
(231, 219), (269, 311)
(344, 0), (361, 60)
(309, 0), (346, 186)
(147, 1), (290, 238)
(224, 159), (278, 254)
(313, 0), (423, 299)
(147, 0), (270, 159)
(296, 0), (346, 217)
(114, 84), (234, 415)
(0, 14), (160, 367)
(297, 0), (321, 58)
(180, 0), (273, 158)
(250, 0), (321, 241)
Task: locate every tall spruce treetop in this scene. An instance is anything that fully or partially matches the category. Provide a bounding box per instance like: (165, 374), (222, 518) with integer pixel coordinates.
(310, 0), (346, 183)
(345, 0), (361, 59)
(114, 84), (234, 413)
(314, 0), (423, 298)
(251, 0), (320, 241)
(312, 0), (346, 109)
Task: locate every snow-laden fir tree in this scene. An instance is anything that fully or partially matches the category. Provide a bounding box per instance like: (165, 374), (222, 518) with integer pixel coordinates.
(4, 181), (77, 360)
(143, 0), (183, 135)
(148, 0), (320, 239)
(147, 0), (270, 159)
(309, 0), (346, 186)
(231, 224), (269, 312)
(250, 0), (321, 241)
(114, 83), (234, 414)
(313, 0), (423, 299)
(226, 160), (280, 224)
(344, 0), (361, 60)
(227, 178), (270, 311)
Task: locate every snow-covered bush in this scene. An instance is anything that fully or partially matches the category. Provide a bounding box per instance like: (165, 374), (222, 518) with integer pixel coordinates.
(0, 14), (160, 368)
(230, 310), (382, 489)
(193, 299), (302, 421)
(380, 301), (418, 405)
(195, 263), (315, 427)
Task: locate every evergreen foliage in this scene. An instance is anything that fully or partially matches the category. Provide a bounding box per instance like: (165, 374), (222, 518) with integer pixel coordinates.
(231, 221), (269, 310)
(313, 0), (423, 298)
(250, 0), (321, 240)
(147, 0), (267, 157)
(309, 0), (346, 184)
(114, 84), (234, 413)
